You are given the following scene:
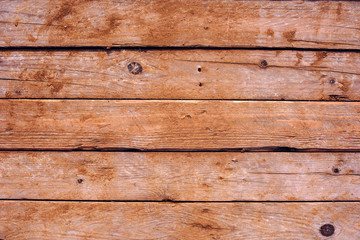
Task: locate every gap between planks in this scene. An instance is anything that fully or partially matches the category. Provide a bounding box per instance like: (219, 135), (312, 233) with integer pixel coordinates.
(1, 200), (360, 203)
(1, 46), (360, 52)
(2, 99), (360, 102)
(2, 148), (360, 153)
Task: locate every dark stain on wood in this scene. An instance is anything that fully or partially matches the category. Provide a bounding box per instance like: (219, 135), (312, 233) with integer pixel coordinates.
(295, 52), (303, 66)
(283, 30), (296, 43)
(27, 34), (37, 42)
(338, 78), (350, 93)
(18, 68), (65, 94)
(336, 2), (342, 20)
(266, 29), (274, 38)
(311, 51), (328, 66)
(45, 1), (74, 26)
(90, 14), (123, 39)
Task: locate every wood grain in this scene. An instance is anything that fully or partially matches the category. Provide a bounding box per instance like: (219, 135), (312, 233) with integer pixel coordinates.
(0, 201), (359, 239)
(1, 100), (360, 150)
(1, 0), (360, 49)
(0, 152), (359, 201)
(1, 50), (359, 100)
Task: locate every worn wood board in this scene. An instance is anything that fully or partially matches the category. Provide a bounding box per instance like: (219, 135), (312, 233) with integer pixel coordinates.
(1, 50), (359, 100)
(1, 0), (359, 48)
(0, 152), (359, 201)
(0, 201), (359, 239)
(1, 100), (360, 150)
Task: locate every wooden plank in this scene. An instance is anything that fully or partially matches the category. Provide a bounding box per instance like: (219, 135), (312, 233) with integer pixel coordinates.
(1, 99), (360, 150)
(0, 201), (359, 239)
(0, 152), (359, 201)
(1, 1), (360, 49)
(1, 100), (360, 150)
(1, 50), (359, 100)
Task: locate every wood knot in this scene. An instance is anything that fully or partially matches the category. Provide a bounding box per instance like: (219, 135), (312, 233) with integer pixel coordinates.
(320, 224), (335, 237)
(259, 60), (268, 68)
(128, 62), (143, 75)
(332, 167), (340, 174)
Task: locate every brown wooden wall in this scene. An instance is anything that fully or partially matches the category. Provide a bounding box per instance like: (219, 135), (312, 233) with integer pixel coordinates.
(0, 0), (360, 239)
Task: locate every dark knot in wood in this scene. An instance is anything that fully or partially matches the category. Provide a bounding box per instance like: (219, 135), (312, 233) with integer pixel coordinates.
(260, 60), (268, 68)
(128, 62), (143, 75)
(320, 224), (335, 237)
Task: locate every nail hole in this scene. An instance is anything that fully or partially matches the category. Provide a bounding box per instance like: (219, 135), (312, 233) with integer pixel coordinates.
(127, 62), (143, 75)
(198, 67), (202, 72)
(333, 168), (339, 174)
(329, 78), (336, 84)
(320, 224), (335, 237)
(199, 82), (203, 87)
(260, 60), (268, 68)
(77, 179), (83, 184)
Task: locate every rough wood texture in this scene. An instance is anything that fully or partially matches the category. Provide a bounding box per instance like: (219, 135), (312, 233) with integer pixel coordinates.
(1, 1), (360, 49)
(1, 100), (360, 150)
(0, 152), (359, 201)
(1, 50), (359, 100)
(0, 201), (359, 239)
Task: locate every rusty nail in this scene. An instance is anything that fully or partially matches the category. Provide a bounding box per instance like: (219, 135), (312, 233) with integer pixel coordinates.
(127, 62), (143, 75)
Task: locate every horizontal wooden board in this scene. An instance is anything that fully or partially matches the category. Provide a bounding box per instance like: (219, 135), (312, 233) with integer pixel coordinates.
(1, 1), (360, 48)
(1, 50), (359, 100)
(1, 100), (360, 150)
(0, 152), (359, 201)
(0, 201), (359, 239)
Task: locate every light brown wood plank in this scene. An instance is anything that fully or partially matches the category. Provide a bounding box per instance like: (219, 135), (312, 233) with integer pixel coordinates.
(0, 152), (359, 201)
(1, 100), (360, 150)
(1, 1), (360, 49)
(0, 201), (359, 239)
(1, 50), (359, 100)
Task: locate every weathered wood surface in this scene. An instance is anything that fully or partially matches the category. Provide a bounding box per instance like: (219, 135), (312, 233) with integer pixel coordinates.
(1, 1), (360, 49)
(1, 100), (360, 150)
(0, 201), (359, 239)
(0, 152), (359, 201)
(1, 50), (359, 100)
